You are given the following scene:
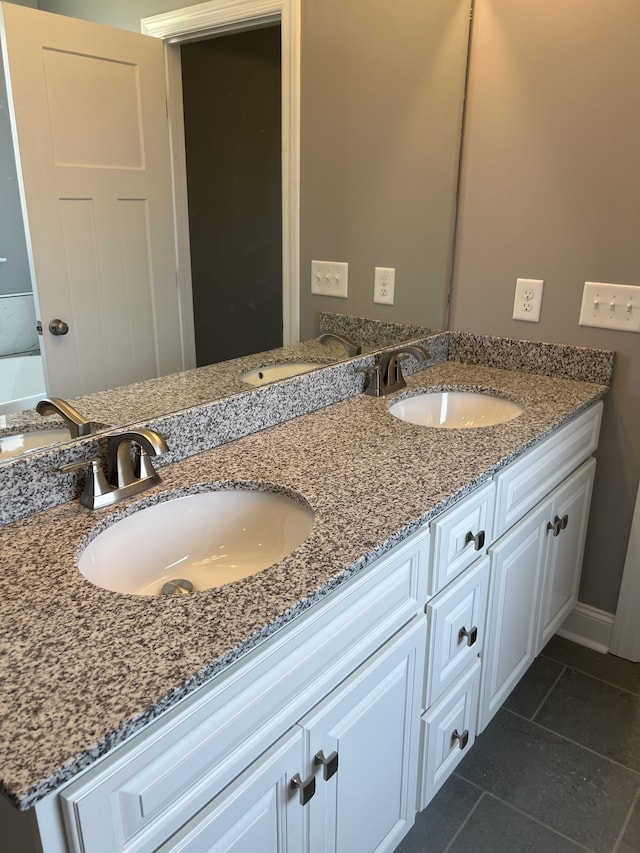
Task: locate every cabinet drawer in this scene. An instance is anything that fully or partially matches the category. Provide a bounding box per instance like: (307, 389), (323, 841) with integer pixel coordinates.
(418, 658), (480, 810)
(60, 527), (429, 853)
(494, 402), (602, 538)
(424, 557), (489, 708)
(429, 481), (495, 596)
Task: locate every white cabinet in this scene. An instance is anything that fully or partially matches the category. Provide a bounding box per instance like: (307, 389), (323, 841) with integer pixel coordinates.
(41, 529), (430, 853)
(159, 618), (426, 853)
(156, 729), (306, 853)
(302, 619), (425, 853)
(15, 402), (602, 852)
(480, 502), (549, 729)
(536, 459), (596, 654)
(480, 456), (598, 732)
(418, 659), (481, 809)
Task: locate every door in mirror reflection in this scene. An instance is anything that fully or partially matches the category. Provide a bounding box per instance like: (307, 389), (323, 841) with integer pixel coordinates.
(1, 2), (185, 400)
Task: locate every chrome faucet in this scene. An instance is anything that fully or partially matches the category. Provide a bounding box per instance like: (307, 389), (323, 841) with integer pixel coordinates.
(60, 428), (169, 509)
(317, 332), (362, 357)
(361, 345), (429, 397)
(36, 397), (92, 438)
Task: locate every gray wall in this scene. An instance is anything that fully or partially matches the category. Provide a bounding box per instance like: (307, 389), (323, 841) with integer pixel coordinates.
(450, 0), (640, 614)
(36, 0), (471, 337)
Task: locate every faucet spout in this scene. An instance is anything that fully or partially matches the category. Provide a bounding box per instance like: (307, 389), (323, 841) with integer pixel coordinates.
(36, 397), (92, 438)
(317, 332), (362, 357)
(363, 345), (429, 397)
(108, 429), (169, 489)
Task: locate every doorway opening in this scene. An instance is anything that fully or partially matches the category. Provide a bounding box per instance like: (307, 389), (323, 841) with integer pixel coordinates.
(180, 25), (282, 366)
(141, 0), (300, 369)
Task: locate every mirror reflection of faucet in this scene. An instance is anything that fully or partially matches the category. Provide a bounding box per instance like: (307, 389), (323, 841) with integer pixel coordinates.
(317, 332), (362, 357)
(36, 397), (92, 438)
(59, 428), (169, 510)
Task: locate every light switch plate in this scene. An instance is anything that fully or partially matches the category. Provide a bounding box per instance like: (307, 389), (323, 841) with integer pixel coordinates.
(579, 282), (640, 332)
(311, 260), (348, 298)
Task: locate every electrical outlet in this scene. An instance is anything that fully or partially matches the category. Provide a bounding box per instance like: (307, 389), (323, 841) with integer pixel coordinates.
(311, 260), (348, 298)
(513, 278), (543, 322)
(579, 282), (640, 332)
(374, 267), (395, 305)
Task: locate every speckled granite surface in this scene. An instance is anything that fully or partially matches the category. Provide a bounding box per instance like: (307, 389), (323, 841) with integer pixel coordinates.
(0, 359), (608, 810)
(0, 337), (441, 526)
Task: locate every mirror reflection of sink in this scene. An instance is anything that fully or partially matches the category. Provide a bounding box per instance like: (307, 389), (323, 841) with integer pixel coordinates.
(78, 488), (315, 596)
(0, 427), (71, 461)
(241, 362), (325, 386)
(389, 391), (523, 429)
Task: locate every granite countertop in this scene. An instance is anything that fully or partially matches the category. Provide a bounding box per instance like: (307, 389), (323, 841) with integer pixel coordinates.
(0, 361), (608, 810)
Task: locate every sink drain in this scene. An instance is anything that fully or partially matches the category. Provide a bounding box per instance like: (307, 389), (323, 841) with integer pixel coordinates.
(161, 578), (194, 596)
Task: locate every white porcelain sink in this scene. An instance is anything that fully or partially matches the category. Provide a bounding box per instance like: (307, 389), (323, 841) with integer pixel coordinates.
(389, 391), (523, 429)
(0, 427), (70, 461)
(78, 488), (315, 596)
(241, 362), (324, 386)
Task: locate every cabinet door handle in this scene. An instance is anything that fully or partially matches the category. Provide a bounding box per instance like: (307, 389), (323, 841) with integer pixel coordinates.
(547, 516), (562, 537)
(465, 530), (485, 551)
(290, 772), (316, 805)
(452, 728), (469, 750)
(458, 626), (478, 646)
(314, 749), (339, 781)
(561, 513), (569, 530)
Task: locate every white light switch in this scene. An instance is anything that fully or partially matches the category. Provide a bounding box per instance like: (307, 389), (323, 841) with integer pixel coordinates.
(311, 260), (348, 298)
(579, 282), (640, 332)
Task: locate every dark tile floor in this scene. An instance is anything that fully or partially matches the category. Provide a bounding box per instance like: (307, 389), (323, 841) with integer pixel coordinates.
(396, 636), (640, 853)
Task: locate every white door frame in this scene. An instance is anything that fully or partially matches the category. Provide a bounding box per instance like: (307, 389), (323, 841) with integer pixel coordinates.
(141, 0), (301, 357)
(610, 479), (640, 661)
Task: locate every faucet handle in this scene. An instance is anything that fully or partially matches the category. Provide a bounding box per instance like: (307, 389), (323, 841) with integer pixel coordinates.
(357, 364), (382, 397)
(59, 458), (111, 509)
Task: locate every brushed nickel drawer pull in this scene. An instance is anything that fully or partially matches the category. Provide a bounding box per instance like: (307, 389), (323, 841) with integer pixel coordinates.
(459, 626), (478, 646)
(452, 728), (469, 750)
(465, 530), (485, 550)
(290, 772), (316, 805)
(314, 749), (339, 781)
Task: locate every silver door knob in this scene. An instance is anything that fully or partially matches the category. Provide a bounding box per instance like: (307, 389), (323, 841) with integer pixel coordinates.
(49, 319), (69, 336)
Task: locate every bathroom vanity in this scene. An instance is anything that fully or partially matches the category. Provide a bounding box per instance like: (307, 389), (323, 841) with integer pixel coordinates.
(0, 337), (611, 852)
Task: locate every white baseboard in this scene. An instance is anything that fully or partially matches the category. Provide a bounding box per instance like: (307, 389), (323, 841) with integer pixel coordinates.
(556, 602), (615, 654)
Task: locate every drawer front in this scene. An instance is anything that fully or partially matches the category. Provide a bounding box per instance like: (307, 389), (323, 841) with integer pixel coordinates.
(60, 527), (430, 853)
(494, 402), (602, 538)
(424, 557), (489, 708)
(429, 481), (495, 596)
(418, 658), (481, 811)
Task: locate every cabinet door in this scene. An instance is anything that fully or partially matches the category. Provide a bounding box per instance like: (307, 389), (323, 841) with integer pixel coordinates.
(300, 619), (426, 853)
(157, 729), (306, 853)
(479, 502), (548, 732)
(425, 556), (489, 708)
(536, 459), (596, 654)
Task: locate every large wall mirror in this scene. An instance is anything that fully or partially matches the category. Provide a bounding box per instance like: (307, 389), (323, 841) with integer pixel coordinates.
(0, 0), (472, 459)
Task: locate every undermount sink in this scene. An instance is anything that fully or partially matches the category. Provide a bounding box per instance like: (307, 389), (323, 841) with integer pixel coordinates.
(0, 427), (71, 460)
(78, 488), (315, 596)
(241, 362), (325, 386)
(389, 391), (523, 429)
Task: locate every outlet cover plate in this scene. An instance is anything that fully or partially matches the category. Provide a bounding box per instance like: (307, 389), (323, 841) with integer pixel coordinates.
(311, 260), (348, 298)
(374, 267), (395, 305)
(579, 281), (640, 332)
(513, 278), (543, 322)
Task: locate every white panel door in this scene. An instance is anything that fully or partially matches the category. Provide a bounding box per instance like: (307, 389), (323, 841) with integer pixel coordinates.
(0, 2), (184, 398)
